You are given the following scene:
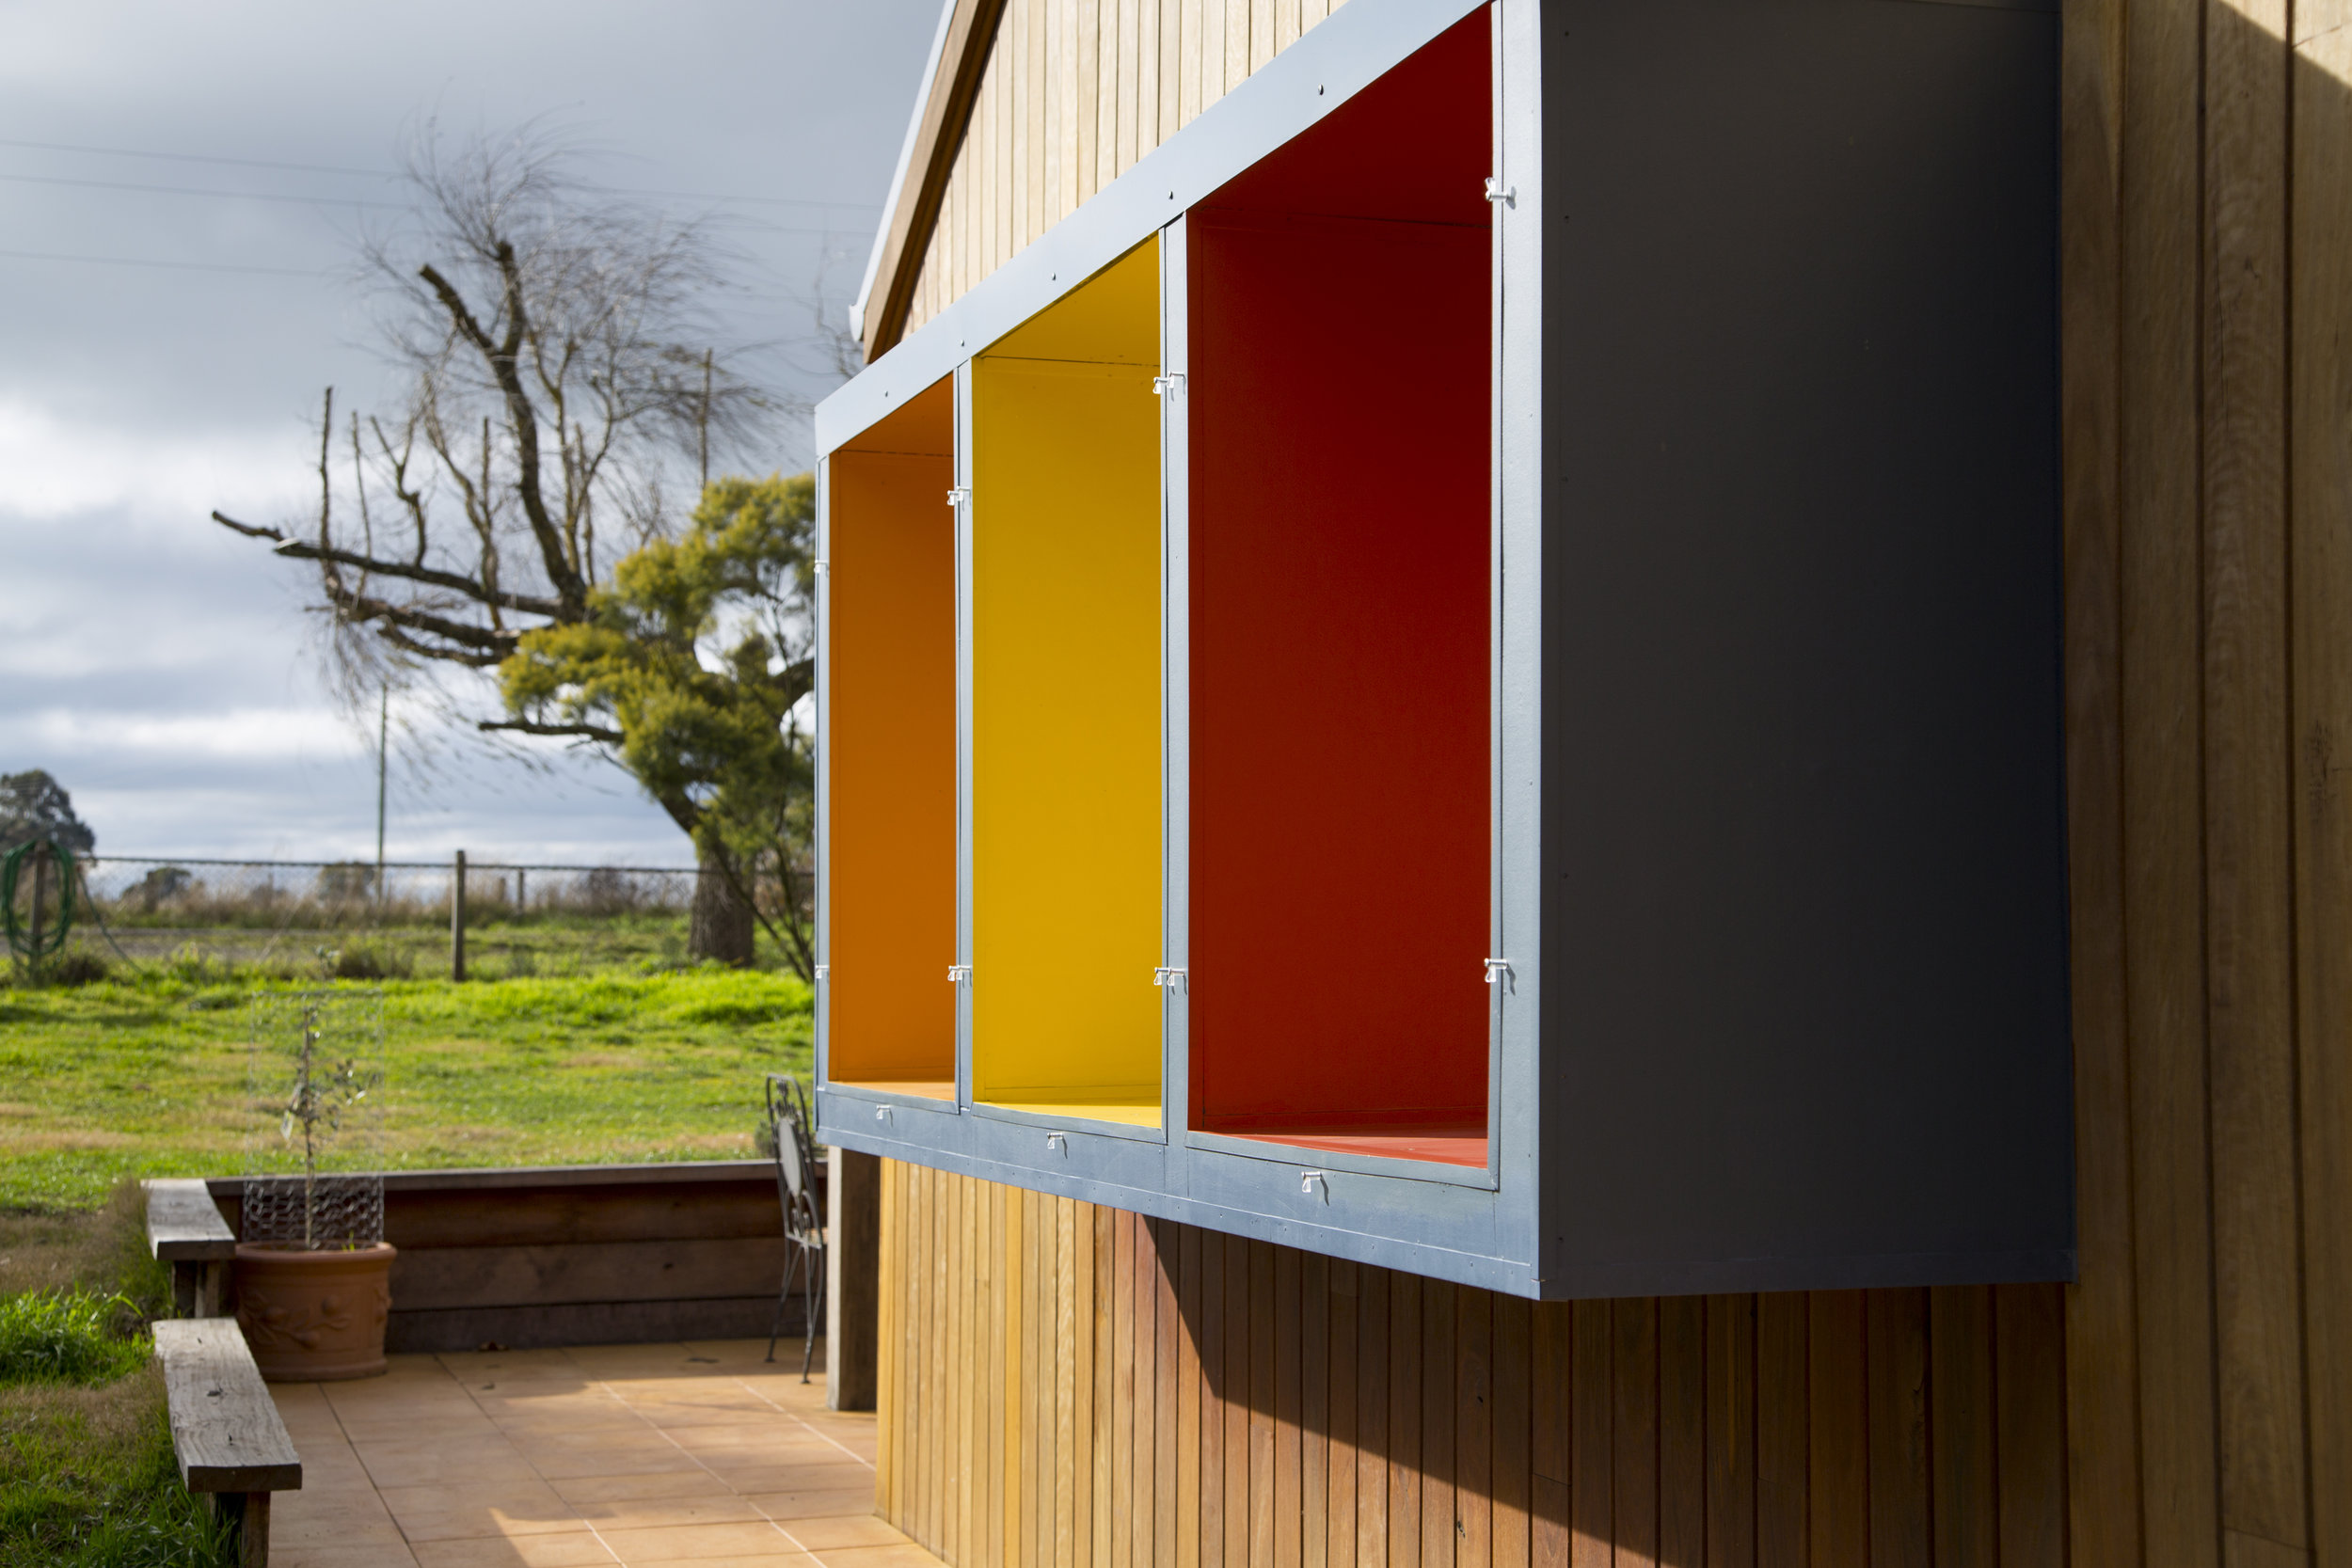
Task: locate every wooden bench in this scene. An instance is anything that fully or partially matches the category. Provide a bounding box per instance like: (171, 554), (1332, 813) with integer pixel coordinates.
(145, 1179), (236, 1318)
(152, 1319), (302, 1568)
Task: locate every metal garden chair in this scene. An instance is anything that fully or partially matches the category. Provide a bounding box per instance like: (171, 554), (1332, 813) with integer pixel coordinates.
(764, 1072), (826, 1379)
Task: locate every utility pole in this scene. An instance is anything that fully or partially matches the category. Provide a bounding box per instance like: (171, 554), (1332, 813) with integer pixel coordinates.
(374, 684), (389, 917)
(698, 348), (713, 492)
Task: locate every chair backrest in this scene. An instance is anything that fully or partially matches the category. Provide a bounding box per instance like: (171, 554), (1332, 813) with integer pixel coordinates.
(766, 1073), (821, 1242)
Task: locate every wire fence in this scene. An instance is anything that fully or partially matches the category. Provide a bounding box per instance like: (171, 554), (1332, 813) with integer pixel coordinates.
(45, 855), (732, 979)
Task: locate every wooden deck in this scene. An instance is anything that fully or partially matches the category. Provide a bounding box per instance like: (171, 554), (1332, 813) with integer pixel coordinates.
(264, 1338), (939, 1568)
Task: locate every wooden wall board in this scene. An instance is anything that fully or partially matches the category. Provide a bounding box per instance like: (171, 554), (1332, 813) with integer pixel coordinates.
(875, 1164), (2086, 1568)
(2293, 15), (2352, 1568)
(2202, 0), (2310, 1556)
(887, 0), (1351, 351)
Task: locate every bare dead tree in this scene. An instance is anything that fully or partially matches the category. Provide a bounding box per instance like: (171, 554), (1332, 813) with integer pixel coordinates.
(212, 124), (793, 964)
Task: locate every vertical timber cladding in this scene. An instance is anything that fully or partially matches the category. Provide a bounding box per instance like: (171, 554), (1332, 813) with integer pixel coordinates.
(1535, 0), (2074, 1286)
(828, 379), (960, 1099)
(875, 1161), (2073, 1568)
(1185, 10), (1492, 1167)
(970, 239), (1164, 1124)
(849, 0), (2352, 1553)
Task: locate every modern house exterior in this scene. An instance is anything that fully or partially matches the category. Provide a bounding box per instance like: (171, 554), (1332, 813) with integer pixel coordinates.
(813, 1), (2350, 1561)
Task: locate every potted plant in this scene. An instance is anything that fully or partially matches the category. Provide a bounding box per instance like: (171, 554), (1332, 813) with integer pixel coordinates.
(232, 989), (395, 1381)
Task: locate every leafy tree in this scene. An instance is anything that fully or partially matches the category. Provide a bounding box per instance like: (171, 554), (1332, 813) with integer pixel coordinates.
(498, 473), (816, 973)
(207, 126), (838, 963)
(0, 771), (95, 856)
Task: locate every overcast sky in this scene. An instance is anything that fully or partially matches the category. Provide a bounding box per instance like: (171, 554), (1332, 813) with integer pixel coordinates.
(0, 1), (939, 867)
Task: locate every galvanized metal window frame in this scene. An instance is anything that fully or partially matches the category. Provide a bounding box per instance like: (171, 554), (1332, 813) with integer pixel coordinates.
(815, 0), (1543, 1296)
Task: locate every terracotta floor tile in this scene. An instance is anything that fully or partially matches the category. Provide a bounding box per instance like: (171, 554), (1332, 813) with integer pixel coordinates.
(265, 1339), (914, 1566)
(361, 1448), (547, 1488)
(467, 1384), (603, 1404)
(565, 1496), (765, 1530)
(270, 1545), (422, 1568)
(715, 1460), (873, 1493)
(491, 1416), (651, 1440)
(604, 1373), (772, 1396)
(691, 1435), (862, 1459)
(606, 1402), (778, 1429)
(331, 1385), (485, 1406)
(408, 1535), (620, 1568)
(808, 1545), (947, 1568)
(443, 1348), (583, 1373)
(661, 1428), (855, 1456)
(271, 1513), (414, 1549)
(772, 1513), (903, 1550)
(591, 1520), (804, 1561)
(474, 1390), (633, 1414)
(376, 1480), (569, 1519)
(513, 1445), (705, 1481)
(339, 1415), (504, 1444)
(546, 1469), (733, 1505)
(488, 1402), (644, 1424)
(731, 1487), (879, 1521)
(391, 1511), (594, 1545)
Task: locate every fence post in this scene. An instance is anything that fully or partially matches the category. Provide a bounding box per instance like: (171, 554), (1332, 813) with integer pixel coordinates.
(450, 849), (467, 982)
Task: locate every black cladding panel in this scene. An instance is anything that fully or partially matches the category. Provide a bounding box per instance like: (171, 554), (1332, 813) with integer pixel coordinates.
(1534, 0), (2072, 1292)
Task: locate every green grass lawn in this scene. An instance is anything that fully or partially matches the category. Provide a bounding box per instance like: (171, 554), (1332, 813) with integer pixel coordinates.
(0, 1190), (225, 1568)
(0, 965), (814, 1212)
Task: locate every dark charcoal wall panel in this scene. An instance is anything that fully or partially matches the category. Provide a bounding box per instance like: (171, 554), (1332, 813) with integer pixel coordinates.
(1536, 0), (2071, 1281)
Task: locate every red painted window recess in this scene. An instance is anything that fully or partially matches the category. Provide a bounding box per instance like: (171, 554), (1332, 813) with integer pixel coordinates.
(1184, 11), (1493, 1166)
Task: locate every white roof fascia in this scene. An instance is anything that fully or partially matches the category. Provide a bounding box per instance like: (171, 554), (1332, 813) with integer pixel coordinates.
(849, 0), (962, 341)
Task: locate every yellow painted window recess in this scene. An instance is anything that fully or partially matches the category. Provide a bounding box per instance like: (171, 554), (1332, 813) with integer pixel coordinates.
(969, 238), (1162, 1127)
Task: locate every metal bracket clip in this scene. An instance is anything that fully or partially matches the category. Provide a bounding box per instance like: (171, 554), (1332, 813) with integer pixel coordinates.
(1151, 373), (1185, 397)
(1152, 966), (1187, 992)
(814, 964), (829, 981)
(1483, 177), (1516, 208)
(1301, 1171), (1328, 1202)
(1045, 1132), (1069, 1155)
(947, 486), (971, 508)
(947, 965), (973, 984)
(1483, 958), (1515, 992)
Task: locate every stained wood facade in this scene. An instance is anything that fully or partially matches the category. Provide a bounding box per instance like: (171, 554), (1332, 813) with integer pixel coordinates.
(866, 0), (1349, 358)
(879, 1161), (2067, 1567)
(857, 0), (2352, 1560)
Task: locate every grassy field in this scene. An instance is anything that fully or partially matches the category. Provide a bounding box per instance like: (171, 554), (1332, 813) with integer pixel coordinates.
(0, 1189), (225, 1567)
(74, 909), (802, 982)
(0, 964), (814, 1212)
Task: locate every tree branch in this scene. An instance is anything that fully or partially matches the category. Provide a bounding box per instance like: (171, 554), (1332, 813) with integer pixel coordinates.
(477, 717), (624, 744)
(213, 513), (564, 616)
(420, 252), (586, 615)
(321, 578), (519, 657)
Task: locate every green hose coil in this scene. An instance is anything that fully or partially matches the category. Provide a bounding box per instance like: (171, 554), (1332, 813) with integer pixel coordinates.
(2, 840), (77, 960)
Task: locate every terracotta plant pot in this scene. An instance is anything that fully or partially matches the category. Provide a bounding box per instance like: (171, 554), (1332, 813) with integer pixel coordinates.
(232, 1243), (396, 1382)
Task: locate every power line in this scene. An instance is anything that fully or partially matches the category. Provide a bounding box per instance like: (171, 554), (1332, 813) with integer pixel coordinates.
(0, 135), (386, 180)
(610, 184), (880, 214)
(0, 246), (323, 277)
(0, 135), (881, 212)
(0, 169), (405, 210)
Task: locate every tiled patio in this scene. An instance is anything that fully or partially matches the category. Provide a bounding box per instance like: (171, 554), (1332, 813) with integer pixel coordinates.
(266, 1339), (940, 1568)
